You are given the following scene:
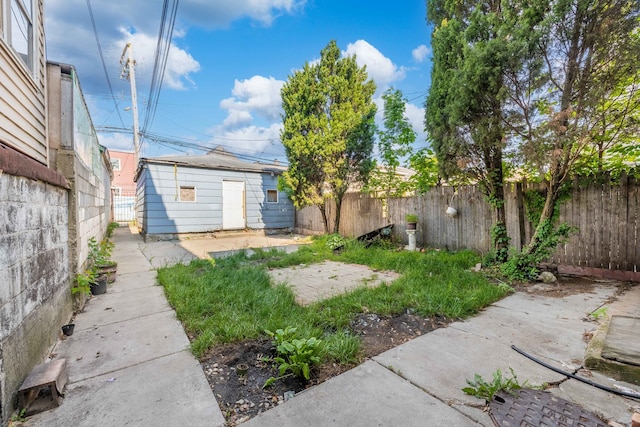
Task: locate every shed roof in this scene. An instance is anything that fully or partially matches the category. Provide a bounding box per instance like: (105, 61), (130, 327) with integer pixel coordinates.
(140, 148), (286, 175)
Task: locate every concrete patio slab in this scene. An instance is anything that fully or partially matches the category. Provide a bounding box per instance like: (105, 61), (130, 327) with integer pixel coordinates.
(75, 285), (171, 327)
(267, 260), (400, 305)
(241, 360), (481, 427)
(54, 310), (190, 382)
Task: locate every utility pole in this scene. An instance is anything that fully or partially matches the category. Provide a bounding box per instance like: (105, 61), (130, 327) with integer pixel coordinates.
(120, 42), (140, 164)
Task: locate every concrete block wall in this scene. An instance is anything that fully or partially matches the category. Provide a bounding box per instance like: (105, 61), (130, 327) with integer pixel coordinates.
(73, 154), (111, 272)
(0, 173), (72, 421)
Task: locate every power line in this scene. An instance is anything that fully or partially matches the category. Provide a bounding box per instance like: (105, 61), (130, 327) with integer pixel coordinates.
(96, 126), (288, 165)
(140, 0), (180, 148)
(86, 0), (125, 128)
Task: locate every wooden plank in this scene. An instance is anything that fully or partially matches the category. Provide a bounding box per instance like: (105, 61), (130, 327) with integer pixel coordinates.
(617, 174), (629, 271)
(587, 182), (598, 268)
(18, 359), (68, 415)
(602, 178), (612, 269)
(628, 176), (639, 273)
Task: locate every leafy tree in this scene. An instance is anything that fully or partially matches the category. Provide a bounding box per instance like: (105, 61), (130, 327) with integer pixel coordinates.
(408, 148), (440, 194)
(573, 75), (640, 179)
(364, 88), (416, 221)
(510, 0), (640, 261)
(280, 40), (377, 233)
(425, 0), (545, 261)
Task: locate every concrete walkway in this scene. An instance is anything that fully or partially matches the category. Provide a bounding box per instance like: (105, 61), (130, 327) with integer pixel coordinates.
(25, 228), (226, 427)
(25, 227), (640, 426)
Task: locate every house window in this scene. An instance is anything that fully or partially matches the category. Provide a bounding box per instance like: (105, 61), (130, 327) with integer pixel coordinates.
(266, 189), (278, 203)
(180, 186), (196, 202)
(9, 0), (34, 72)
(112, 187), (122, 196)
(110, 158), (121, 171)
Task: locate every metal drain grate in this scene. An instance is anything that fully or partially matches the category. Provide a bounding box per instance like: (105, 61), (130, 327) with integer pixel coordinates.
(489, 388), (608, 427)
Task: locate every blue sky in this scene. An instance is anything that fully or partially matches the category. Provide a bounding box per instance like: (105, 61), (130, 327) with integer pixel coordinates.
(45, 1), (433, 163)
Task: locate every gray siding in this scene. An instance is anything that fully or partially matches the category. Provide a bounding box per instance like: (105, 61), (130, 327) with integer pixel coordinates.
(0, 0), (47, 164)
(140, 163), (294, 235)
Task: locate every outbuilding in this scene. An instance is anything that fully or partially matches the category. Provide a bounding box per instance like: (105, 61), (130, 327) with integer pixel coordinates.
(135, 148), (294, 238)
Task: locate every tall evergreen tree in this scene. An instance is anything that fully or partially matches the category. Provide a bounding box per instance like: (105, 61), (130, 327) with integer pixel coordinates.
(280, 40), (377, 233)
(425, 0), (545, 261)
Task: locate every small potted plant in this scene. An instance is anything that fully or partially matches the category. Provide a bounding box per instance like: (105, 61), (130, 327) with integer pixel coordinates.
(405, 214), (418, 230)
(88, 237), (118, 283)
(72, 267), (107, 295)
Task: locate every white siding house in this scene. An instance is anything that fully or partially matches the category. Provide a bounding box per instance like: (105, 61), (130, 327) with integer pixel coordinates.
(135, 149), (295, 237)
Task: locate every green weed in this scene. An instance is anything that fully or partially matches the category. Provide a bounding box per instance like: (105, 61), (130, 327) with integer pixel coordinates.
(263, 327), (322, 387)
(462, 368), (527, 402)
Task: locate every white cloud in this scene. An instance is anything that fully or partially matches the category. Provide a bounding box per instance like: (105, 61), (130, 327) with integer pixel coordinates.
(118, 29), (200, 91)
(210, 123), (285, 160)
(44, 0), (304, 93)
(219, 76), (284, 128)
(222, 110), (254, 129)
(98, 132), (136, 152)
(180, 0), (306, 28)
(405, 102), (428, 145)
(412, 45), (431, 63)
(344, 40), (406, 87)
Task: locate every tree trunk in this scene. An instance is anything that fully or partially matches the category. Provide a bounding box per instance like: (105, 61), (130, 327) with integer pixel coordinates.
(318, 204), (329, 234)
(523, 163), (563, 256)
(333, 197), (342, 234)
(493, 185), (509, 262)
(481, 119), (509, 262)
(522, 3), (584, 258)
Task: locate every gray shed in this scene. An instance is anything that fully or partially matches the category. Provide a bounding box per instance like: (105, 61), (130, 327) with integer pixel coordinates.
(135, 149), (294, 237)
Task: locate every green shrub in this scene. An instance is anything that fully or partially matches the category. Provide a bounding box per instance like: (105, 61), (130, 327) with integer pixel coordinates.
(263, 326), (322, 387)
(326, 234), (348, 250)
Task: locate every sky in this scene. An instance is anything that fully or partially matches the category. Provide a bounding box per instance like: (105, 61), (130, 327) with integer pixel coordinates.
(44, 0), (433, 164)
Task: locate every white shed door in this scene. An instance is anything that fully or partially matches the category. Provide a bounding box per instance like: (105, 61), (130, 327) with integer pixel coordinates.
(222, 180), (245, 229)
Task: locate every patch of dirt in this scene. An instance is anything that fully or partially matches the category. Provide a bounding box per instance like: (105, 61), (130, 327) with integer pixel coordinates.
(510, 275), (599, 297)
(509, 274), (632, 299)
(200, 313), (451, 426)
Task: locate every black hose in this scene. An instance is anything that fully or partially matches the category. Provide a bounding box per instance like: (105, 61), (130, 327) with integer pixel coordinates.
(511, 345), (640, 400)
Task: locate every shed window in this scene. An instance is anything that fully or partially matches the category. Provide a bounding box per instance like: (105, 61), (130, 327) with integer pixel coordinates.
(9, 0), (34, 72)
(266, 189), (278, 203)
(180, 186), (196, 202)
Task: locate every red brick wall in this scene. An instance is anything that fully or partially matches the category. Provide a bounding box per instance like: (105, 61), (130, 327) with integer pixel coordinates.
(110, 150), (136, 193)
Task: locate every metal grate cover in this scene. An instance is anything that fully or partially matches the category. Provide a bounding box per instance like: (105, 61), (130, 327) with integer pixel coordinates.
(489, 388), (608, 427)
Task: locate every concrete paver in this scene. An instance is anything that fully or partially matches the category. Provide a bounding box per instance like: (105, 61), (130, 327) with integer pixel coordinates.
(268, 260), (400, 305)
(242, 360), (481, 427)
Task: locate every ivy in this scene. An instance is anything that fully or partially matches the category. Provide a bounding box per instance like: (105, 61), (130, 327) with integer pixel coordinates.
(523, 185), (572, 228)
(501, 220), (575, 281)
(490, 222), (510, 264)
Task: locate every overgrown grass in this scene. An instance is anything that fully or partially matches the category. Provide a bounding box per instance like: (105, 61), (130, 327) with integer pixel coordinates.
(157, 236), (509, 362)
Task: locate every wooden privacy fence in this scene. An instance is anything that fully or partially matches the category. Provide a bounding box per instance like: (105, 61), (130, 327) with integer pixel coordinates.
(295, 175), (640, 277)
